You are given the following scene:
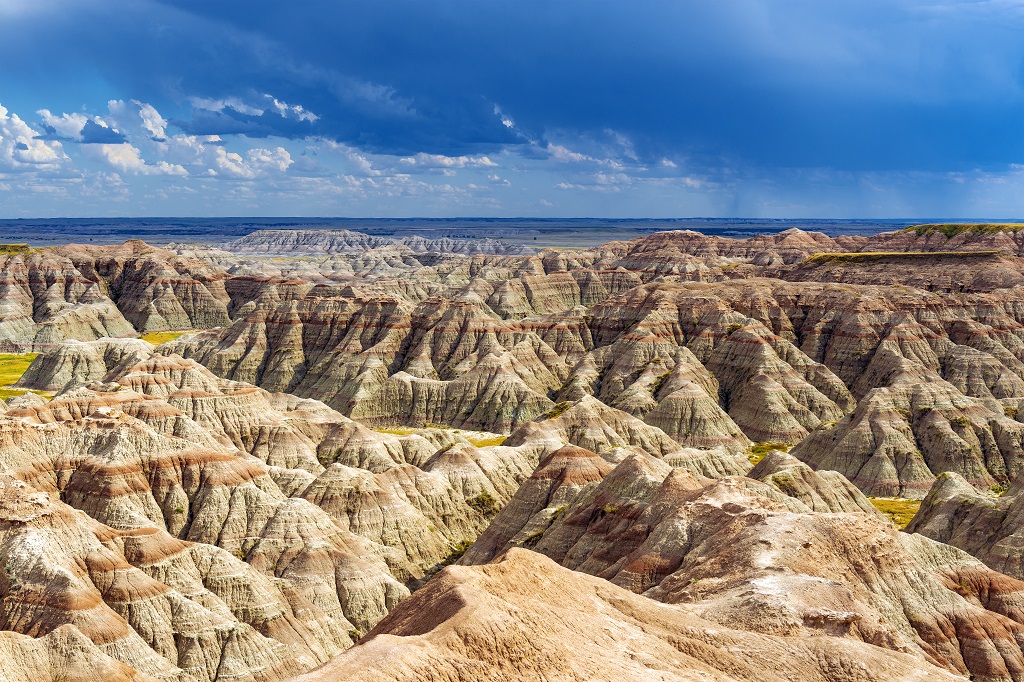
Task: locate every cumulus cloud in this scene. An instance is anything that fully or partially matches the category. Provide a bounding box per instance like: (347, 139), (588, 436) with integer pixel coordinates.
(0, 103), (65, 169)
(37, 109), (88, 139)
(134, 101), (167, 141)
(400, 153), (497, 168)
(97, 143), (186, 176)
(211, 146), (292, 178)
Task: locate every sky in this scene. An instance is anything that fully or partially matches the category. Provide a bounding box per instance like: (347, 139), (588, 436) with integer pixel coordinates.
(1, 0), (1024, 218)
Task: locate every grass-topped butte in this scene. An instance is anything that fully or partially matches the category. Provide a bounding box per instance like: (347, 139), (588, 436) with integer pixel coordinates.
(804, 250), (1002, 266)
(140, 331), (188, 345)
(0, 243), (36, 256)
(906, 223), (1024, 238)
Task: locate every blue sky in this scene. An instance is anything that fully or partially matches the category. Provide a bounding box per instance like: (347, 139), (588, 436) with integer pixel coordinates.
(1, 0), (1024, 218)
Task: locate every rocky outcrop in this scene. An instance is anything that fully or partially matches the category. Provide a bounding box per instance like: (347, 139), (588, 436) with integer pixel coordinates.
(861, 223), (1024, 255)
(300, 548), (959, 682)
(225, 229), (535, 256)
(0, 474), (336, 681)
(460, 452), (1024, 680)
(0, 625), (159, 682)
(0, 241), (231, 352)
(504, 395), (751, 477)
(748, 450), (883, 515)
(0, 352), (558, 677)
(791, 378), (1024, 498)
(906, 471), (1024, 581)
(17, 337), (154, 392)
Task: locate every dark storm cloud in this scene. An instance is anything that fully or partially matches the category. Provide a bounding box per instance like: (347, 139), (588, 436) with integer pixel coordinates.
(2, 0), (1024, 193)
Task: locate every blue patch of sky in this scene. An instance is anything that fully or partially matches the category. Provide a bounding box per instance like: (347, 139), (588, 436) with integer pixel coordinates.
(0, 0), (1023, 219)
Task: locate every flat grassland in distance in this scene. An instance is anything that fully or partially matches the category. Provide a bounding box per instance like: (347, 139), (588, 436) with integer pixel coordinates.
(0, 352), (44, 401)
(869, 498), (922, 530)
(141, 331), (188, 345)
(0, 243), (36, 255)
(804, 251), (1002, 265)
(908, 223), (1024, 237)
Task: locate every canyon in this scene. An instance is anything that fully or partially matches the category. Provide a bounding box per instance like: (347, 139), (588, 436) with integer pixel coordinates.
(4, 223), (1024, 680)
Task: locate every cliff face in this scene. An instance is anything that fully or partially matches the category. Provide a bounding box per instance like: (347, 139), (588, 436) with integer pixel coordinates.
(0, 241), (230, 351)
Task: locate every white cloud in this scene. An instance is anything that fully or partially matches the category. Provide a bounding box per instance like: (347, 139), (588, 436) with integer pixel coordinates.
(212, 146), (291, 178)
(190, 96), (264, 116)
(152, 161), (189, 176)
(37, 109), (88, 139)
(660, 158), (678, 168)
(99, 143), (147, 172)
(97, 143), (187, 176)
(133, 101), (167, 140)
(546, 144), (594, 163)
(400, 153), (498, 168)
(247, 146), (292, 172)
(265, 95), (318, 122)
(214, 148), (253, 177)
(0, 104), (65, 169)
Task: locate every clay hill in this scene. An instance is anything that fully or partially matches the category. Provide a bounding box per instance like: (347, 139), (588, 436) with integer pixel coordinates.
(7, 224), (1024, 680)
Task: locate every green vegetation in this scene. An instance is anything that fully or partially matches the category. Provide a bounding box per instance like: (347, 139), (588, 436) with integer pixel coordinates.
(869, 498), (921, 530)
(0, 352), (47, 401)
(748, 441), (791, 465)
(140, 330), (187, 345)
(907, 223), (1024, 238)
(467, 491), (500, 516)
(542, 401), (573, 420)
(804, 251), (1002, 266)
(373, 426), (419, 436)
(0, 243), (35, 256)
(467, 435), (507, 447)
(372, 425), (506, 447)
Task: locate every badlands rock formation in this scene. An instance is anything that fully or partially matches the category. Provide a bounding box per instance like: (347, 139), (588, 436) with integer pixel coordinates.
(225, 229), (536, 256)
(907, 471), (1024, 581)
(297, 549), (960, 682)
(8, 225), (1024, 680)
(0, 240), (229, 352)
(461, 449), (1024, 680)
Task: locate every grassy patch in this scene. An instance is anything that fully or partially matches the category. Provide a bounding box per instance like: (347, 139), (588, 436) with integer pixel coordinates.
(0, 352), (47, 402)
(467, 435), (507, 447)
(0, 243), (35, 256)
(0, 353), (37, 386)
(373, 426), (419, 436)
(804, 251), (1002, 266)
(467, 491), (500, 516)
(748, 442), (791, 465)
(907, 223), (1024, 238)
(542, 401), (573, 420)
(869, 498), (921, 530)
(140, 331), (187, 345)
